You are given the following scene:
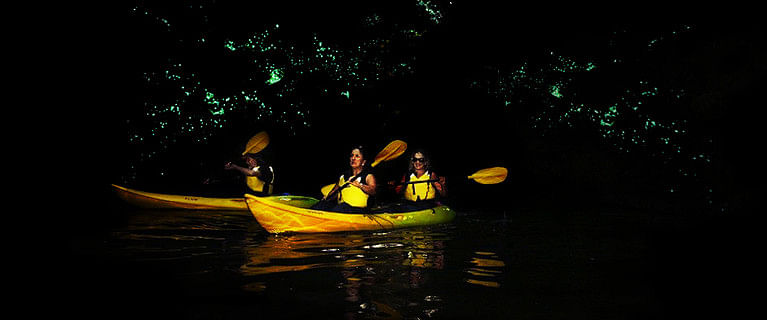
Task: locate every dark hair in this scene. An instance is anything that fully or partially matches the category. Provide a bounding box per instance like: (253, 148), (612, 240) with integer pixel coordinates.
(349, 145), (368, 161)
(408, 149), (432, 173)
(344, 145), (370, 178)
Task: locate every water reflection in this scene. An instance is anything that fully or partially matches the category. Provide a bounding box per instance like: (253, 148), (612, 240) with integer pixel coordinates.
(108, 209), (252, 263)
(240, 233), (377, 276)
(465, 251), (505, 288)
(106, 209), (512, 319)
(240, 230), (448, 276)
(240, 229), (457, 318)
(98, 205), (672, 318)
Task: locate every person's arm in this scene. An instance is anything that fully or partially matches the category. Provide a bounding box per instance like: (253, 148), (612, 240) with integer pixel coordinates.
(431, 172), (447, 197)
(224, 162), (259, 177)
(351, 174), (377, 195)
(392, 175), (407, 194)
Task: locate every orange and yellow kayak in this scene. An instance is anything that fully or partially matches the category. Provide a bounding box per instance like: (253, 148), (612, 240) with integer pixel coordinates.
(245, 194), (455, 233)
(111, 184), (248, 210)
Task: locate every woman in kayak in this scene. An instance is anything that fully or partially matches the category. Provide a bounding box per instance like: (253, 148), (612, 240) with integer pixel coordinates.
(224, 153), (275, 197)
(313, 145), (377, 213)
(392, 149), (447, 210)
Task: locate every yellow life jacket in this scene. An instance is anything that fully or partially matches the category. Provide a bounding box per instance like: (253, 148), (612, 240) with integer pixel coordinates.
(338, 174), (369, 208)
(246, 166), (274, 195)
(404, 171), (436, 202)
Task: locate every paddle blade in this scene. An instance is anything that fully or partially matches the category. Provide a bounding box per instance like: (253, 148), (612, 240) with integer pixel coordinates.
(242, 131), (270, 155)
(370, 140), (407, 167)
(320, 183), (335, 197)
(468, 167), (508, 184)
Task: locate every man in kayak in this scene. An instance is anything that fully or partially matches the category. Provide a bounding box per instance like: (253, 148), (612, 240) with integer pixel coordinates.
(391, 149), (447, 211)
(313, 145), (377, 213)
(224, 153), (275, 196)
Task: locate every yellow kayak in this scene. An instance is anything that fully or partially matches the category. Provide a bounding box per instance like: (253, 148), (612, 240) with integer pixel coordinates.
(245, 194), (455, 233)
(111, 184), (248, 210)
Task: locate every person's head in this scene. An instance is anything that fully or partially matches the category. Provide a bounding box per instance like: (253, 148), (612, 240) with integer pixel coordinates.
(349, 145), (367, 170)
(244, 153), (264, 167)
(408, 149), (431, 173)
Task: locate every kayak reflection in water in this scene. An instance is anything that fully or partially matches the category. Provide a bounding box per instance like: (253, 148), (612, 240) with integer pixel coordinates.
(312, 145), (377, 213)
(390, 149), (447, 212)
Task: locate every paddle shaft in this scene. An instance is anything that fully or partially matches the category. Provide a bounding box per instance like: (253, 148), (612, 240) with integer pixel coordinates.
(394, 179), (440, 185)
(394, 167), (507, 186)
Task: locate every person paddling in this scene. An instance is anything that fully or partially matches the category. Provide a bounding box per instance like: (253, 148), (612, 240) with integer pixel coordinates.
(392, 149), (446, 210)
(314, 145), (377, 213)
(224, 153), (274, 196)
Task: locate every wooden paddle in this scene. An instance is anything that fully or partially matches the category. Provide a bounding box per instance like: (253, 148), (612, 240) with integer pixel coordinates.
(320, 140), (408, 199)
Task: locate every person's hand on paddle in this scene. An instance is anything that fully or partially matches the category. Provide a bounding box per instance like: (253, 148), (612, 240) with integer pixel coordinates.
(322, 184), (339, 201)
(433, 175), (447, 193)
(319, 140), (406, 202)
(347, 174), (376, 195)
(349, 179), (363, 189)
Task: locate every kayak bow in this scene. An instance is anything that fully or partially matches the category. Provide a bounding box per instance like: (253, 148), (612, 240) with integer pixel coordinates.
(111, 184), (248, 210)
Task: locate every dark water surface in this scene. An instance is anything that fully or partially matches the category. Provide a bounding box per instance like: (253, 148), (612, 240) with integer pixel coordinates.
(66, 203), (753, 319)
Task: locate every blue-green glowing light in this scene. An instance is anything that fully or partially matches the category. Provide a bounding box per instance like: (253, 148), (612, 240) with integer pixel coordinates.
(549, 85), (563, 98)
(266, 69), (284, 85)
(416, 0), (444, 24)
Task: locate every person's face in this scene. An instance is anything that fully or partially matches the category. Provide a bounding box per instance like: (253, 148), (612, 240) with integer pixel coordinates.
(349, 149), (365, 169)
(412, 152), (426, 170)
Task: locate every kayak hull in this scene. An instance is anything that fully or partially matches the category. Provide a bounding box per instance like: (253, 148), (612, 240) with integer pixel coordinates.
(111, 184), (248, 211)
(245, 194), (455, 233)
